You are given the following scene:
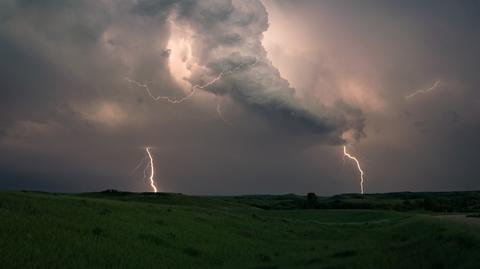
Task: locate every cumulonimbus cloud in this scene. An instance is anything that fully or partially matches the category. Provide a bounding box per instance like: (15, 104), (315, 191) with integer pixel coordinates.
(0, 0), (365, 146)
(131, 0), (365, 144)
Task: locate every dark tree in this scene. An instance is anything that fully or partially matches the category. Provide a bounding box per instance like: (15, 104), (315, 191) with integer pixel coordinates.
(306, 192), (318, 209)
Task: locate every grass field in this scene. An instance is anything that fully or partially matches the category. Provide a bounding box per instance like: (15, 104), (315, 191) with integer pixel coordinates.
(1, 191), (480, 268)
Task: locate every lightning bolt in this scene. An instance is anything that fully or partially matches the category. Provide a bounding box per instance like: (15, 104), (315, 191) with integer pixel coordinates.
(125, 57), (259, 104)
(343, 145), (366, 194)
(145, 147), (159, 193)
(125, 76), (215, 104)
(405, 80), (441, 99)
(130, 156), (152, 190)
(130, 58), (260, 191)
(131, 156), (147, 175)
(142, 158), (150, 189)
(216, 101), (232, 126)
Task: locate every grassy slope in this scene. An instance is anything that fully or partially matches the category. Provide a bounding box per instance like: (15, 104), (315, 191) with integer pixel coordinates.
(1, 191), (480, 269)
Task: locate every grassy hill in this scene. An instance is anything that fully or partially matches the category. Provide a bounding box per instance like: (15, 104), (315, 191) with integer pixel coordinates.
(1, 191), (480, 268)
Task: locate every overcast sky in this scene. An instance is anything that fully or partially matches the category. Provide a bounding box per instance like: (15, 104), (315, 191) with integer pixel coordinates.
(1, 0), (479, 195)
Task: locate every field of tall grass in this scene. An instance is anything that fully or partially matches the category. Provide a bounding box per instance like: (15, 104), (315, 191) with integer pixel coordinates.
(1, 191), (479, 268)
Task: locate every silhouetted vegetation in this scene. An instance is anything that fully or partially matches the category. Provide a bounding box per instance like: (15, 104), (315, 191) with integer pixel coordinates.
(305, 192), (318, 209)
(230, 191), (480, 213)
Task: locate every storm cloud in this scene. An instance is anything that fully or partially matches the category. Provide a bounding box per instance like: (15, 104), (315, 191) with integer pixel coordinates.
(127, 0), (365, 142)
(0, 0), (479, 194)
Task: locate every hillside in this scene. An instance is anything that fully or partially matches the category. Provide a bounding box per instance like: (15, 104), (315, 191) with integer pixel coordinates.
(1, 191), (480, 268)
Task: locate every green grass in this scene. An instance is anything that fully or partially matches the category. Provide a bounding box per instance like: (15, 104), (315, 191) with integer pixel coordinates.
(1, 191), (480, 268)
(262, 209), (405, 224)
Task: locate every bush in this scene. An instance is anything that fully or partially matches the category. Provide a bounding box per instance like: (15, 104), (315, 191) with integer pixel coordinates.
(305, 193), (318, 209)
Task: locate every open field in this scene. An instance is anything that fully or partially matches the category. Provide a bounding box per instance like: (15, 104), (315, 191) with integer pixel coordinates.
(1, 191), (480, 268)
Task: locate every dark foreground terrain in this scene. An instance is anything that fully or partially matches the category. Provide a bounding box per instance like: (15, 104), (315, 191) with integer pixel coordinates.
(1, 190), (480, 268)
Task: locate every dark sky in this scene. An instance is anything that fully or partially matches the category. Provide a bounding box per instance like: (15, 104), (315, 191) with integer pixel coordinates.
(0, 0), (479, 195)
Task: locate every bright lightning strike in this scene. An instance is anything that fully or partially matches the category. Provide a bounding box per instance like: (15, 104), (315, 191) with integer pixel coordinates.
(405, 80), (441, 99)
(126, 57), (259, 104)
(125, 76), (214, 104)
(145, 147), (159, 193)
(343, 145), (366, 194)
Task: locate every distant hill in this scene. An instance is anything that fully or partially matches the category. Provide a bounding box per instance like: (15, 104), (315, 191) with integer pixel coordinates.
(78, 190), (480, 212)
